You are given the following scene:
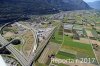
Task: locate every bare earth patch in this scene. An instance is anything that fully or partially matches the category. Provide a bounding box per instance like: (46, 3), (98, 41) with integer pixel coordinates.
(73, 38), (90, 44)
(22, 30), (34, 57)
(3, 32), (14, 38)
(86, 30), (94, 37)
(38, 42), (61, 64)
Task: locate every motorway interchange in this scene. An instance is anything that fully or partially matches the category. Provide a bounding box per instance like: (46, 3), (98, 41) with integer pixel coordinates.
(0, 10), (100, 66)
(0, 20), (57, 66)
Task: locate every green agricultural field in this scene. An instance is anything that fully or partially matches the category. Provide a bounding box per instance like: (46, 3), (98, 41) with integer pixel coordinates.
(62, 35), (95, 58)
(95, 18), (100, 22)
(56, 51), (76, 59)
(96, 23), (100, 27)
(73, 24), (83, 29)
(91, 29), (99, 39)
(50, 26), (63, 44)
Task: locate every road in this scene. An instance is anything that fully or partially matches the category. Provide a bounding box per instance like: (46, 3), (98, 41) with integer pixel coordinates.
(16, 22), (38, 57)
(17, 23), (56, 66)
(0, 22), (39, 66)
(82, 21), (99, 65)
(0, 34), (29, 66)
(0, 22), (56, 66)
(28, 27), (56, 66)
(15, 23), (56, 66)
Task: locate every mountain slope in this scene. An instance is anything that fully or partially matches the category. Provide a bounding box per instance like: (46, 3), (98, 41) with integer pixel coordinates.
(0, 0), (91, 14)
(0, 0), (91, 24)
(88, 1), (100, 10)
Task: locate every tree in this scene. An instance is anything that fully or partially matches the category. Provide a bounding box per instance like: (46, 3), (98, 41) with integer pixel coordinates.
(11, 39), (21, 45)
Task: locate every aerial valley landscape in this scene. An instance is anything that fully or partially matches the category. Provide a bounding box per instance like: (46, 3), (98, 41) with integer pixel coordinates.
(0, 0), (100, 66)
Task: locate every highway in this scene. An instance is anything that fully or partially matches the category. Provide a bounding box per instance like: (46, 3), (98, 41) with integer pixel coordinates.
(16, 22), (38, 58)
(0, 22), (56, 66)
(0, 34), (29, 66)
(28, 27), (56, 66)
(16, 23), (55, 66)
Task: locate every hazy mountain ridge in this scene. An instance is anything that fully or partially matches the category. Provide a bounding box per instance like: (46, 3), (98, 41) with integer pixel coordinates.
(88, 1), (100, 10)
(0, 0), (91, 14)
(0, 0), (91, 23)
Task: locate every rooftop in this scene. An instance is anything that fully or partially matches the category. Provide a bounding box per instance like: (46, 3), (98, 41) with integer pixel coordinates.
(64, 24), (73, 30)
